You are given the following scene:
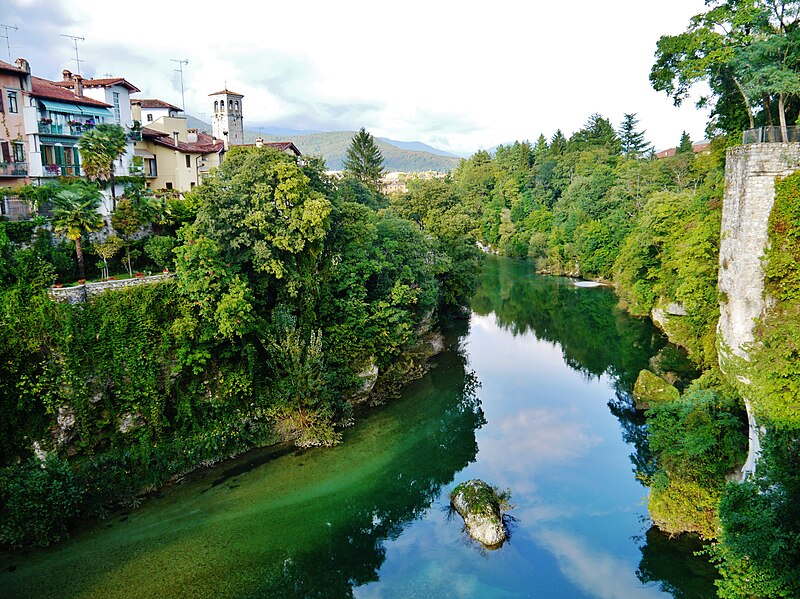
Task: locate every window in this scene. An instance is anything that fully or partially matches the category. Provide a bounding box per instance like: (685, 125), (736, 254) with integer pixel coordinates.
(112, 92), (121, 125)
(185, 154), (191, 168)
(165, 182), (173, 190)
(6, 90), (18, 113)
(234, 100), (239, 111)
(147, 113), (153, 122)
(214, 101), (219, 112)
(190, 182), (196, 189)
(12, 143), (24, 162)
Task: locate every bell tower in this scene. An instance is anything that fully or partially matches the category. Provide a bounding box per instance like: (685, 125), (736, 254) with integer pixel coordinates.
(209, 88), (244, 149)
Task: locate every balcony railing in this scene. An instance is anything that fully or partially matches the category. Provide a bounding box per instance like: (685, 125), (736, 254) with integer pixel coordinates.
(743, 126), (800, 144)
(43, 164), (80, 177)
(38, 122), (94, 136)
(0, 162), (28, 176)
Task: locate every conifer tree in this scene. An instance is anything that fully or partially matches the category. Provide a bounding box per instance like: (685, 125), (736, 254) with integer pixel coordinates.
(618, 113), (653, 158)
(343, 127), (386, 192)
(676, 131), (694, 155)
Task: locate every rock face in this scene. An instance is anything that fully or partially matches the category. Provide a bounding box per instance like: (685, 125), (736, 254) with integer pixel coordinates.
(717, 143), (800, 478)
(451, 479), (508, 548)
(718, 143), (800, 360)
(633, 370), (680, 410)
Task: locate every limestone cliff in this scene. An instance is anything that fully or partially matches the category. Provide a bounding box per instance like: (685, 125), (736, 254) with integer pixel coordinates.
(717, 142), (800, 477)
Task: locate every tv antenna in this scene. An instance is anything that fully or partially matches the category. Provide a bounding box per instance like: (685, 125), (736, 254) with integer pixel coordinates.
(0, 24), (17, 62)
(61, 34), (85, 75)
(171, 58), (189, 112)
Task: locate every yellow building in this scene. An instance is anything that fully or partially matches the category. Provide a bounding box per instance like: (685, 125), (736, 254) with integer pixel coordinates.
(131, 99), (224, 191)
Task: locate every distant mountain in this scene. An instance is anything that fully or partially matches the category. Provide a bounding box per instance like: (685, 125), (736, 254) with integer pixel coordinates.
(184, 117), (462, 172)
(377, 138), (460, 158)
(244, 130), (462, 172)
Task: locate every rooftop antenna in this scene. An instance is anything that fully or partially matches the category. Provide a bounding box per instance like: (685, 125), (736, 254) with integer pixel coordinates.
(0, 24), (18, 62)
(171, 58), (189, 112)
(61, 34), (85, 75)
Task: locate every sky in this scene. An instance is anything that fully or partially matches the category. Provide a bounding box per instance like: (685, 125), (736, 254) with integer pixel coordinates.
(2, 0), (712, 156)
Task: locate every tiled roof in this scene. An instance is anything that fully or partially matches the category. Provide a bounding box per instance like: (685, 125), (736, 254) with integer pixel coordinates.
(30, 76), (113, 107)
(245, 141), (302, 156)
(208, 88), (244, 97)
(132, 99), (181, 111)
(140, 127), (224, 154)
(53, 77), (140, 93)
(655, 142), (711, 159)
(0, 59), (24, 74)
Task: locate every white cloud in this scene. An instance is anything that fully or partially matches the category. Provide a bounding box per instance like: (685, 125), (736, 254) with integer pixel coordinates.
(5, 0), (712, 154)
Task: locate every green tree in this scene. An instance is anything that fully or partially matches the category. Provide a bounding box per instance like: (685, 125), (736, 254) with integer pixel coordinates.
(676, 131), (694, 155)
(111, 198), (143, 276)
(51, 184), (105, 279)
(78, 124), (128, 208)
(94, 234), (123, 279)
(343, 127), (386, 192)
(618, 113), (653, 158)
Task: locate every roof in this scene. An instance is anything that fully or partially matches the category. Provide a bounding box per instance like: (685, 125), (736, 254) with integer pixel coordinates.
(132, 98), (182, 111)
(140, 126), (224, 154)
(243, 141), (302, 156)
(0, 59), (24, 74)
(30, 76), (113, 107)
(655, 142), (711, 159)
(208, 88), (244, 97)
(53, 77), (140, 93)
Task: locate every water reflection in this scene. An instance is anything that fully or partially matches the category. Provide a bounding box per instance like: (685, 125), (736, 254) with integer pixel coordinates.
(2, 322), (487, 599)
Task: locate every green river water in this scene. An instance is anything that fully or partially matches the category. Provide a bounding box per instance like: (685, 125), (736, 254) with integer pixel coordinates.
(1, 255), (717, 598)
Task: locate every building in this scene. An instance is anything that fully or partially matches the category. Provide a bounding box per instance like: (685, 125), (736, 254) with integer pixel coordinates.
(209, 89), (244, 149)
(132, 98), (224, 191)
(0, 59), (30, 190)
(131, 99), (182, 124)
(251, 138), (302, 157)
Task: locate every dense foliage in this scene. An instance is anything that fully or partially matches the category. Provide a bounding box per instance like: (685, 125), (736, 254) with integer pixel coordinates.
(0, 146), (482, 547)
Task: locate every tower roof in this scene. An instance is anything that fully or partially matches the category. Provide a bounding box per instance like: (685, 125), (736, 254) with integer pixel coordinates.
(208, 88), (243, 97)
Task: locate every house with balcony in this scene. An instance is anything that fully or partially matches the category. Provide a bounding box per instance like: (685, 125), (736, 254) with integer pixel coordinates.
(23, 73), (116, 183)
(52, 71), (141, 181)
(0, 59), (32, 189)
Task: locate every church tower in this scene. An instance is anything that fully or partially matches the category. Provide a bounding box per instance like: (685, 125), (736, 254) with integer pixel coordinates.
(209, 88), (244, 149)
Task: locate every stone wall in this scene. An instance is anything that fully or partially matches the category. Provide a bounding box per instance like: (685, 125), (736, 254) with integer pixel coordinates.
(718, 142), (800, 478)
(48, 273), (174, 304)
(718, 143), (800, 360)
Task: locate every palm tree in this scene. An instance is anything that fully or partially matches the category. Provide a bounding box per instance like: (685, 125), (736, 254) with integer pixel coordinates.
(52, 185), (105, 279)
(78, 124), (128, 209)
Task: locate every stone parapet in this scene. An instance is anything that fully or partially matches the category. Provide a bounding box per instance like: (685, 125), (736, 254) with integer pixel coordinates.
(48, 273), (174, 304)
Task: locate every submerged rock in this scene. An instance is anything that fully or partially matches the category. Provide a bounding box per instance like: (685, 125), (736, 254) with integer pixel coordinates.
(450, 479), (509, 548)
(633, 369), (680, 410)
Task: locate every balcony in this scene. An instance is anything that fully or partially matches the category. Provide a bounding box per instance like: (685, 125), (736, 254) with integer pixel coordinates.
(43, 164), (80, 177)
(38, 122), (94, 136)
(0, 162), (28, 177)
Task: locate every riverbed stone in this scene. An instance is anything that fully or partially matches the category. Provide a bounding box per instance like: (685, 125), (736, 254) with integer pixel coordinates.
(633, 369), (680, 410)
(451, 479), (508, 548)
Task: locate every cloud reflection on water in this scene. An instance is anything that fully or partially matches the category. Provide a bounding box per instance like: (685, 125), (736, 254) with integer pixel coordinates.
(536, 528), (666, 599)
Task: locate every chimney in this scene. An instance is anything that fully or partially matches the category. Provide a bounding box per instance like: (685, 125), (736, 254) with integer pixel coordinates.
(73, 74), (83, 97)
(62, 69), (73, 82)
(255, 137), (263, 148)
(14, 58), (30, 74)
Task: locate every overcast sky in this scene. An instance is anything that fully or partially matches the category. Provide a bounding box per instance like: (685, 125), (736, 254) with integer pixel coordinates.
(3, 0), (711, 155)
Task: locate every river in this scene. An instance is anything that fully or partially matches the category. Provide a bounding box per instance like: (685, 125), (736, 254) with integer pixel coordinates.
(1, 255), (716, 598)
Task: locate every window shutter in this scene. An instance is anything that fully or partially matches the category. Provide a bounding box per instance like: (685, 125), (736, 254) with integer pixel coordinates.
(0, 142), (11, 163)
(0, 93), (4, 113)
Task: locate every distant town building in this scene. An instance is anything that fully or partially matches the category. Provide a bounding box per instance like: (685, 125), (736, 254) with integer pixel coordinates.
(131, 99), (182, 124)
(250, 138), (302, 157)
(655, 142), (711, 159)
(209, 89), (244, 150)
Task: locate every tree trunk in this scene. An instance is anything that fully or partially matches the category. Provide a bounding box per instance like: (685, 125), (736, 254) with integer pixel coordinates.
(110, 171), (117, 211)
(76, 236), (85, 279)
(764, 95), (774, 129)
(126, 246), (133, 277)
(778, 93), (789, 142)
(734, 77), (756, 129)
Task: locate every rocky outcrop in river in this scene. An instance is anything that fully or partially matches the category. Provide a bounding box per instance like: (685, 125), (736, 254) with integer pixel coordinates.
(451, 479), (509, 548)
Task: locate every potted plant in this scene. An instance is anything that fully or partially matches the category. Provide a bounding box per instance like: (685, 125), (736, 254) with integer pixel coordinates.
(40, 117), (52, 125)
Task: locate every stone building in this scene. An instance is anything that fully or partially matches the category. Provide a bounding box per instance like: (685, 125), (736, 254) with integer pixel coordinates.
(209, 88), (244, 149)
